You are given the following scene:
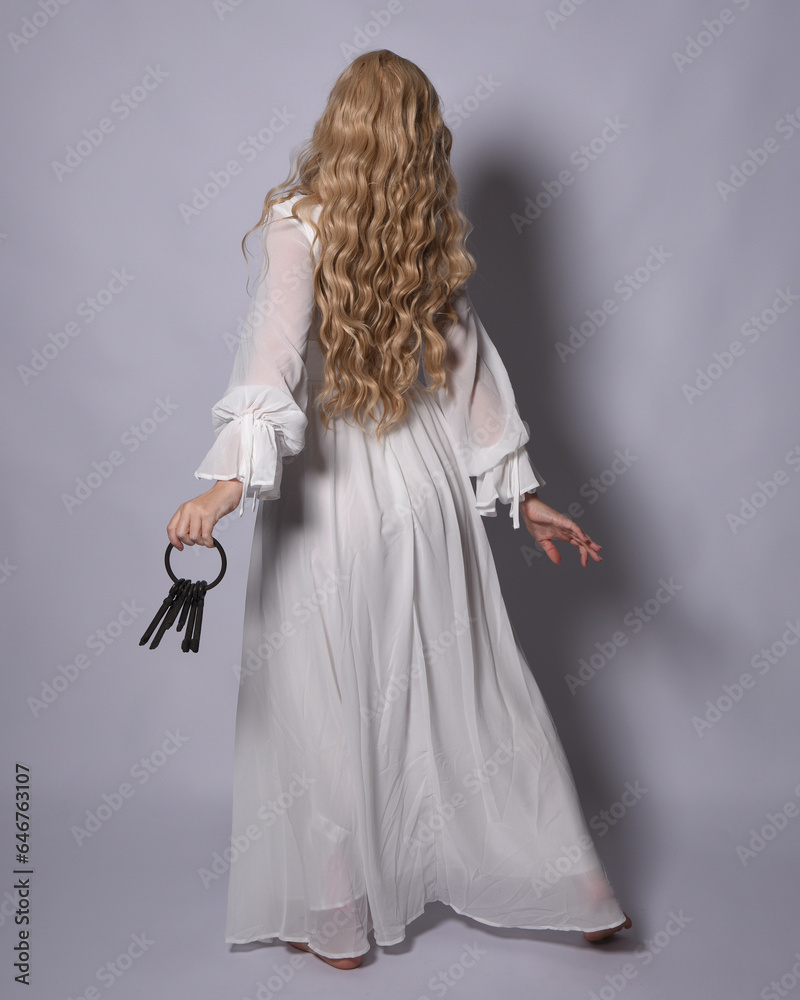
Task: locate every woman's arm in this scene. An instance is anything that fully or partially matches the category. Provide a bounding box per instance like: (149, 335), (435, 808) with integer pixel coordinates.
(433, 287), (546, 529)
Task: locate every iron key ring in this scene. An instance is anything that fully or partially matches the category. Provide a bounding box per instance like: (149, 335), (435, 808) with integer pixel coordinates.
(140, 538), (226, 652)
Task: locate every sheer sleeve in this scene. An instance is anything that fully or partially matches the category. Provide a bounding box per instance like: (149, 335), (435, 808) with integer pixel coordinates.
(193, 205), (316, 516)
(432, 286), (546, 529)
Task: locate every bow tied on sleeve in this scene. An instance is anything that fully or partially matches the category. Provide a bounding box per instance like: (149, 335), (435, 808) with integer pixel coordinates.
(197, 384), (309, 516)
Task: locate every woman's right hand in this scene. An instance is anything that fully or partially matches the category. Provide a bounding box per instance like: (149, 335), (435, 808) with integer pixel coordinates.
(167, 479), (244, 550)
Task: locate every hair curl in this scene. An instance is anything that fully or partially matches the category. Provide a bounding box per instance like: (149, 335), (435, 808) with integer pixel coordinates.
(241, 49), (477, 441)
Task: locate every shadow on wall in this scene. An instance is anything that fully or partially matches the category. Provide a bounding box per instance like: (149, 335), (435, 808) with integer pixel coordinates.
(458, 163), (688, 929)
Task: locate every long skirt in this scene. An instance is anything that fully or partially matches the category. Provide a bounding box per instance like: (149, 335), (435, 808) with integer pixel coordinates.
(224, 370), (626, 959)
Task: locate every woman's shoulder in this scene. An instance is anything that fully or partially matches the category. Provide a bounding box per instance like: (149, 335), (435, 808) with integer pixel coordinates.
(268, 192), (321, 251)
(270, 191), (321, 228)
(272, 190), (321, 214)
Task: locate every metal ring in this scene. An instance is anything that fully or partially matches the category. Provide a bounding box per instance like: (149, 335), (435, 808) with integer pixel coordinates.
(164, 538), (226, 589)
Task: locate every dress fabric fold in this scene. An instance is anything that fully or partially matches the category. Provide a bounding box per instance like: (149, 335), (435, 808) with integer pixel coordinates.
(195, 384), (309, 516)
(192, 192), (625, 958)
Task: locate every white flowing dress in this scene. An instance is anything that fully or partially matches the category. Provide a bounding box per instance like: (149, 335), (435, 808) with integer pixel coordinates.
(194, 193), (626, 958)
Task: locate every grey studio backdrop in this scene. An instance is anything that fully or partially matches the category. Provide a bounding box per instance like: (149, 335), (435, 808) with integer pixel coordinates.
(2, 1), (798, 998)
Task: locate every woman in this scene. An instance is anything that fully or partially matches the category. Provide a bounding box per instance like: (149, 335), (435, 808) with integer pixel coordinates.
(167, 49), (631, 971)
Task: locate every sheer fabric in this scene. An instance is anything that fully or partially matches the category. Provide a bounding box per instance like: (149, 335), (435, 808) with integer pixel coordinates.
(194, 212), (316, 516)
(431, 286), (546, 528)
(193, 193), (625, 957)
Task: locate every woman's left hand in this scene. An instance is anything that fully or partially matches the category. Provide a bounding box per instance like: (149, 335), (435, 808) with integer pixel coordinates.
(519, 494), (603, 568)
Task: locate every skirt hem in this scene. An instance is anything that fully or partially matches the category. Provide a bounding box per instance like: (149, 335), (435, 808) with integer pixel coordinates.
(225, 897), (627, 957)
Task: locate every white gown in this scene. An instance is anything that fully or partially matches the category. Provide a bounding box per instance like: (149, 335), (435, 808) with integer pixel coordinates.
(194, 193), (626, 958)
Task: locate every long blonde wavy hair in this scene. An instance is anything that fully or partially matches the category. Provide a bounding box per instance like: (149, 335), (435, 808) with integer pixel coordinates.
(241, 49), (477, 441)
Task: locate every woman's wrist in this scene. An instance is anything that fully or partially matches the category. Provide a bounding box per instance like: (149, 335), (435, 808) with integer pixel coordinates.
(211, 478), (244, 493)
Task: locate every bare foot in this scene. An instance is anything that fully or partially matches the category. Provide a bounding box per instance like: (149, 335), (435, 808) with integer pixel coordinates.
(584, 912), (632, 942)
(288, 940), (364, 969)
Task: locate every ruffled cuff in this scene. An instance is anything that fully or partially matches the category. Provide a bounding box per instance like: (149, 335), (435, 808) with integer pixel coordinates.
(194, 384), (308, 517)
(474, 442), (546, 530)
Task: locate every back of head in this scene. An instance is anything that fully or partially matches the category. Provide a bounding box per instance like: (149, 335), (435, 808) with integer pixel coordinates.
(244, 49), (477, 440)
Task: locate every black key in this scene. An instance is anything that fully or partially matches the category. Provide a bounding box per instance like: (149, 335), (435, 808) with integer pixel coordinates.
(139, 579), (183, 646)
(176, 579), (195, 633)
(151, 579), (190, 648)
(190, 581), (207, 652)
(182, 581), (201, 653)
